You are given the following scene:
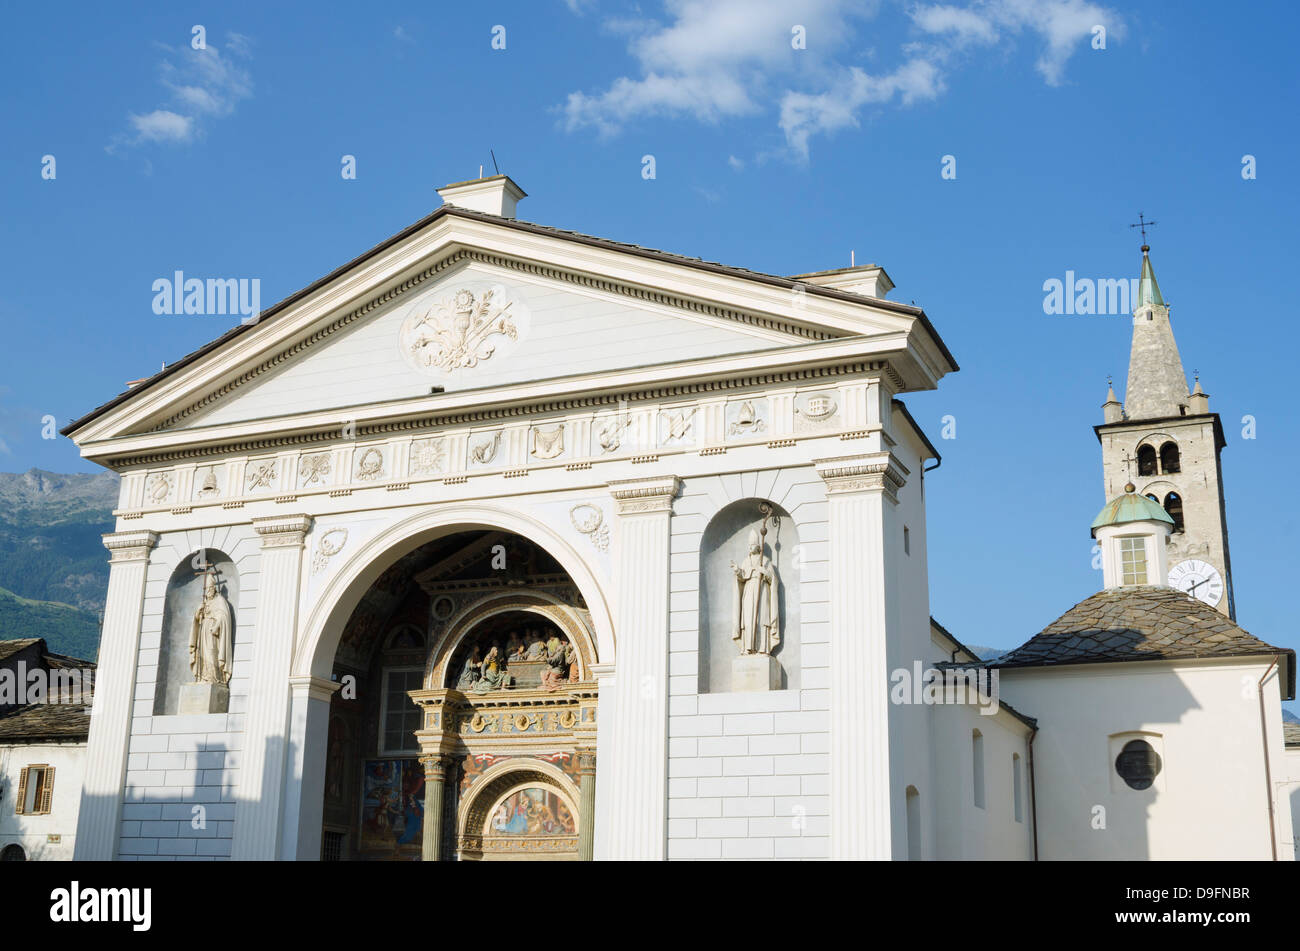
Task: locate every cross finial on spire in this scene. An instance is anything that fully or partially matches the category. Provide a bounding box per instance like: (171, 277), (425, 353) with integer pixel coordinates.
(1129, 212), (1157, 250)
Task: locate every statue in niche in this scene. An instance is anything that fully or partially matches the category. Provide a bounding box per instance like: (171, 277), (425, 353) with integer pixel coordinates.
(471, 645), (512, 694)
(730, 515), (780, 657)
(189, 571), (234, 685)
(457, 646), (483, 690)
(540, 637), (576, 691)
(524, 629), (547, 660)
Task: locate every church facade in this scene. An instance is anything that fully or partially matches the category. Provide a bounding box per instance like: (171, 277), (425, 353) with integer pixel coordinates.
(63, 179), (1295, 860)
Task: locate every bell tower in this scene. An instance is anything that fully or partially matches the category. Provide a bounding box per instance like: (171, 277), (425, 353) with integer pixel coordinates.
(1095, 242), (1236, 618)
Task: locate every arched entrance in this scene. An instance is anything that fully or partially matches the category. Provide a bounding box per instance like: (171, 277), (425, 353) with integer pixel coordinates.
(296, 510), (609, 862)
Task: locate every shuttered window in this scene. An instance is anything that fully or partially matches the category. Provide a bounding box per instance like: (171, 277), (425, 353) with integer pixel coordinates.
(15, 765), (54, 815)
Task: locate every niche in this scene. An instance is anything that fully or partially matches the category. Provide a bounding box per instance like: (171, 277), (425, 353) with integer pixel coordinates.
(153, 552), (238, 715)
(698, 499), (800, 693)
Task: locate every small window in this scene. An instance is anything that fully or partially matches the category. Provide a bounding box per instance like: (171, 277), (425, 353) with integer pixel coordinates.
(1119, 536), (1147, 585)
(1159, 442), (1180, 474)
(1137, 445), (1157, 476)
(1115, 739), (1162, 790)
(1164, 492), (1184, 534)
(1012, 753), (1023, 823)
(321, 830), (345, 861)
(15, 765), (54, 816)
(378, 668), (424, 754)
(903, 526), (910, 555)
(972, 731), (985, 810)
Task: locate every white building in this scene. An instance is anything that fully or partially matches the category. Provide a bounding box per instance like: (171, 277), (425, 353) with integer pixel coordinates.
(62, 180), (1294, 860)
(0, 639), (94, 861)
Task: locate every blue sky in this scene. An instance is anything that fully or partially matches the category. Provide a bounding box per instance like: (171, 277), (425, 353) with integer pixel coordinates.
(2, 1), (1297, 687)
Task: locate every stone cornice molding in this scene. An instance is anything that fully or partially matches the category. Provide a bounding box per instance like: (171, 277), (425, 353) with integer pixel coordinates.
(252, 514), (313, 548)
(103, 529), (160, 563)
(814, 452), (909, 503)
(287, 674), (341, 703)
(155, 249), (839, 432)
(607, 476), (680, 515)
(104, 359), (902, 470)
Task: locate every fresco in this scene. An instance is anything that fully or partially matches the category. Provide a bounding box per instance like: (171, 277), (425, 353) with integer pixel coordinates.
(488, 787), (576, 837)
(360, 759), (425, 855)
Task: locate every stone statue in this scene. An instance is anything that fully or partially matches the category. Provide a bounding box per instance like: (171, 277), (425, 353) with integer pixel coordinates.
(457, 647), (483, 690)
(471, 645), (512, 694)
(730, 529), (780, 655)
(189, 572), (233, 685)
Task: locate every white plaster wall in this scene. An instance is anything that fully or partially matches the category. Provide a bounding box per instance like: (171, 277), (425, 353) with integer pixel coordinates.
(927, 702), (1034, 859)
(1282, 746), (1300, 860)
(664, 467), (831, 860)
(0, 741), (86, 861)
(117, 527), (262, 860)
(999, 659), (1293, 860)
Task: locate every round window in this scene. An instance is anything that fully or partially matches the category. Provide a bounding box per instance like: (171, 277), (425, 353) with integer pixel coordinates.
(1115, 739), (1162, 790)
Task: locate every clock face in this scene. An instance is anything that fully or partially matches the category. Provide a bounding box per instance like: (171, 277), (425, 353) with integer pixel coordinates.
(1167, 559), (1224, 607)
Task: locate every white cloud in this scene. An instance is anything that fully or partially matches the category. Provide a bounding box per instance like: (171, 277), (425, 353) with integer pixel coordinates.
(128, 110), (195, 144)
(562, 0), (1121, 158)
(728, 154), (745, 170)
(111, 35), (253, 151)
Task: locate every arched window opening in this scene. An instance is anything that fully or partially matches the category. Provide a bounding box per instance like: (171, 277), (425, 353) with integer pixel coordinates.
(1012, 753), (1023, 824)
(972, 730), (985, 810)
(1159, 441), (1180, 474)
(905, 786), (921, 860)
(1137, 445), (1157, 477)
(1164, 493), (1185, 534)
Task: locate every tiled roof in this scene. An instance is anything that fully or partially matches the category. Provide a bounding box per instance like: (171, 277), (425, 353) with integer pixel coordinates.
(0, 702), (91, 741)
(1284, 722), (1300, 749)
(994, 587), (1290, 671)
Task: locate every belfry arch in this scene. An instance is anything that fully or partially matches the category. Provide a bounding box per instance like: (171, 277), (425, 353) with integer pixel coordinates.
(284, 505), (612, 862)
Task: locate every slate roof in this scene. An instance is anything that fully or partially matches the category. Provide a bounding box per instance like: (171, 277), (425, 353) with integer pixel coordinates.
(0, 702), (91, 741)
(0, 638), (41, 663)
(1284, 722), (1300, 749)
(993, 587), (1294, 696)
(0, 638), (95, 742)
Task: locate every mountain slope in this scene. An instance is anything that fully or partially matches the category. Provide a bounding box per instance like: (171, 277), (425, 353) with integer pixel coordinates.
(0, 585), (100, 661)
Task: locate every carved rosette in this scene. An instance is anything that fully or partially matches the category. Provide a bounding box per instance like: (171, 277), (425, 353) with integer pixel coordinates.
(814, 453), (909, 504)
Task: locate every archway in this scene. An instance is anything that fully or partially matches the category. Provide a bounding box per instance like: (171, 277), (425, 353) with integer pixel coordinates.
(293, 507), (611, 862)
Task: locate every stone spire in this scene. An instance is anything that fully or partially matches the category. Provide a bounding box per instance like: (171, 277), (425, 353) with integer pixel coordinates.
(1123, 246), (1189, 420)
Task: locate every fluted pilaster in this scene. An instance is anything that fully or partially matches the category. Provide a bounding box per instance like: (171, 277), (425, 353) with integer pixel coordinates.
(73, 530), (158, 860)
(599, 475), (678, 860)
(232, 514), (312, 860)
(815, 453), (907, 860)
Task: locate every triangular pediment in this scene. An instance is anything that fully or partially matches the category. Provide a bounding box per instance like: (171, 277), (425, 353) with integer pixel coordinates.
(66, 208), (947, 450)
(171, 257), (820, 431)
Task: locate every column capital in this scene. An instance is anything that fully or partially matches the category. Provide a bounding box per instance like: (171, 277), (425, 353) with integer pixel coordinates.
(607, 475), (680, 515)
(576, 750), (597, 775)
(814, 452), (909, 503)
(419, 753), (454, 781)
(103, 529), (159, 563)
(287, 674), (341, 704)
(252, 514), (313, 548)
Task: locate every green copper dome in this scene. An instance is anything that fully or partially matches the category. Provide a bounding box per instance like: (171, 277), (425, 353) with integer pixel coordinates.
(1091, 485), (1175, 536)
